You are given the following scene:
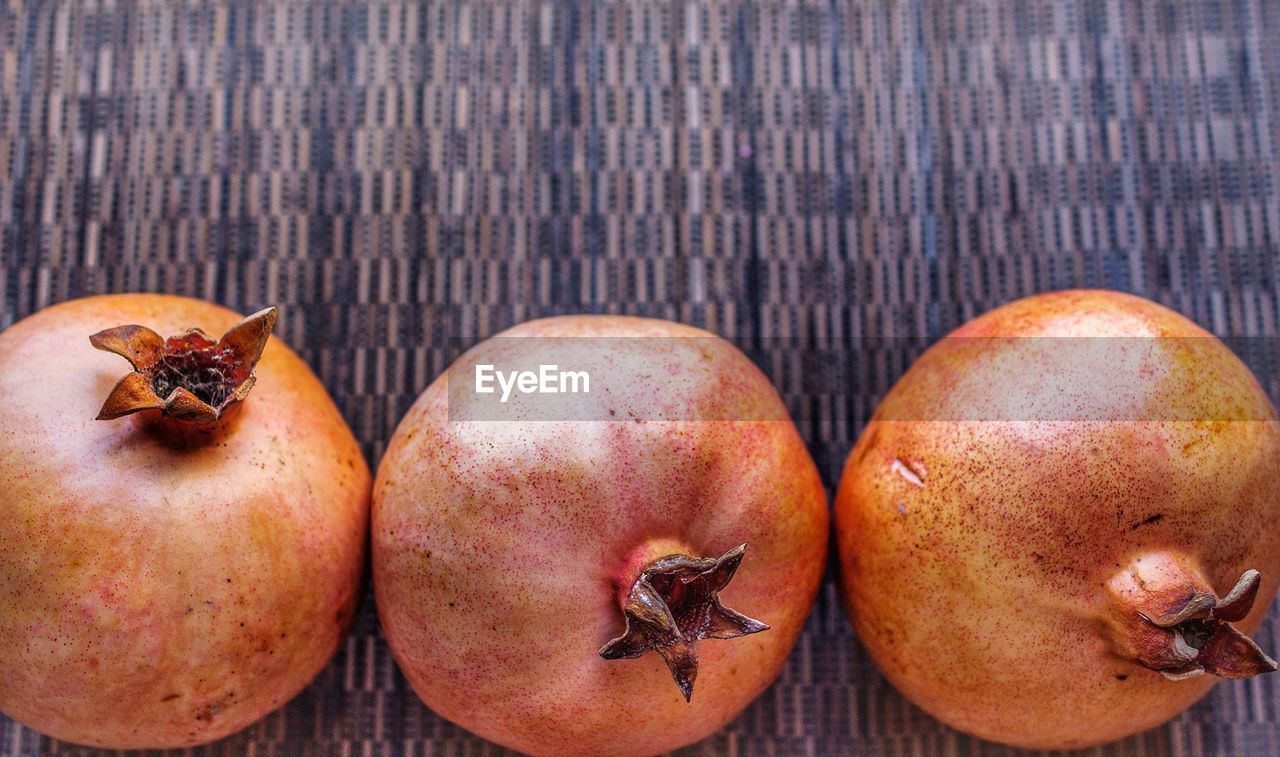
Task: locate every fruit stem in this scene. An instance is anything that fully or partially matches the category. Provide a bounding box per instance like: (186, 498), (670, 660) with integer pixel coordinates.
(1106, 553), (1278, 680)
(598, 544), (768, 701)
(91, 308), (278, 425)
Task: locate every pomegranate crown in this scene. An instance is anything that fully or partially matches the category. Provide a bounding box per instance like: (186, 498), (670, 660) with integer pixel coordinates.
(90, 307), (278, 424)
(1136, 569), (1278, 680)
(599, 544), (769, 701)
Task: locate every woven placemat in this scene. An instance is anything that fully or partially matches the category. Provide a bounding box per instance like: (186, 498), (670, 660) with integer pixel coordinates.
(3, 1), (1280, 754)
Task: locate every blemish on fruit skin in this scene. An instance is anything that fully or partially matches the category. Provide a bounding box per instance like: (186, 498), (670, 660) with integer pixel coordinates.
(1128, 513), (1163, 531)
(891, 458), (925, 488)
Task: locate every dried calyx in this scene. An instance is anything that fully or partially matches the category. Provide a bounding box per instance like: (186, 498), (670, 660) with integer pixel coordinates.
(91, 308), (277, 424)
(1135, 569), (1278, 680)
(599, 544), (768, 701)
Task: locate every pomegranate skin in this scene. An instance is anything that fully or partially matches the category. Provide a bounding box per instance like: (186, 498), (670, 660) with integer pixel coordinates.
(0, 294), (369, 748)
(372, 316), (828, 756)
(835, 290), (1280, 749)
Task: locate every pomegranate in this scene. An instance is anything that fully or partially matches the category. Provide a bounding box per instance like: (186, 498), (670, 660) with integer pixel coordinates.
(372, 316), (828, 756)
(835, 290), (1280, 749)
(0, 294), (369, 748)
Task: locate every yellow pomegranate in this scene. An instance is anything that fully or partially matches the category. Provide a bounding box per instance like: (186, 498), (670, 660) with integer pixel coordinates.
(836, 290), (1279, 749)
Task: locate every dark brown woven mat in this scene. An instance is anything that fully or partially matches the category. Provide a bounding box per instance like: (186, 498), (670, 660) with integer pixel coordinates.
(3, 1), (1280, 755)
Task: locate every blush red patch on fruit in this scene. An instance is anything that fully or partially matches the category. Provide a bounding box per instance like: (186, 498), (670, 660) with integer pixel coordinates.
(371, 315), (828, 757)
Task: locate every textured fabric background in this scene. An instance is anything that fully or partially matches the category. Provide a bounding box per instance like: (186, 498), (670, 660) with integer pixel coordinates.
(3, 1), (1280, 754)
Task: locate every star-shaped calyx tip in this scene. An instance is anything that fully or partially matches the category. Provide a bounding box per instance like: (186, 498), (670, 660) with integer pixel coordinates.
(90, 307), (278, 424)
(599, 544), (769, 701)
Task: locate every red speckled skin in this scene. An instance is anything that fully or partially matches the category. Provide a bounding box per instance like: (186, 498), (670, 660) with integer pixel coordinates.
(835, 290), (1280, 749)
(372, 316), (828, 756)
(0, 295), (369, 749)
